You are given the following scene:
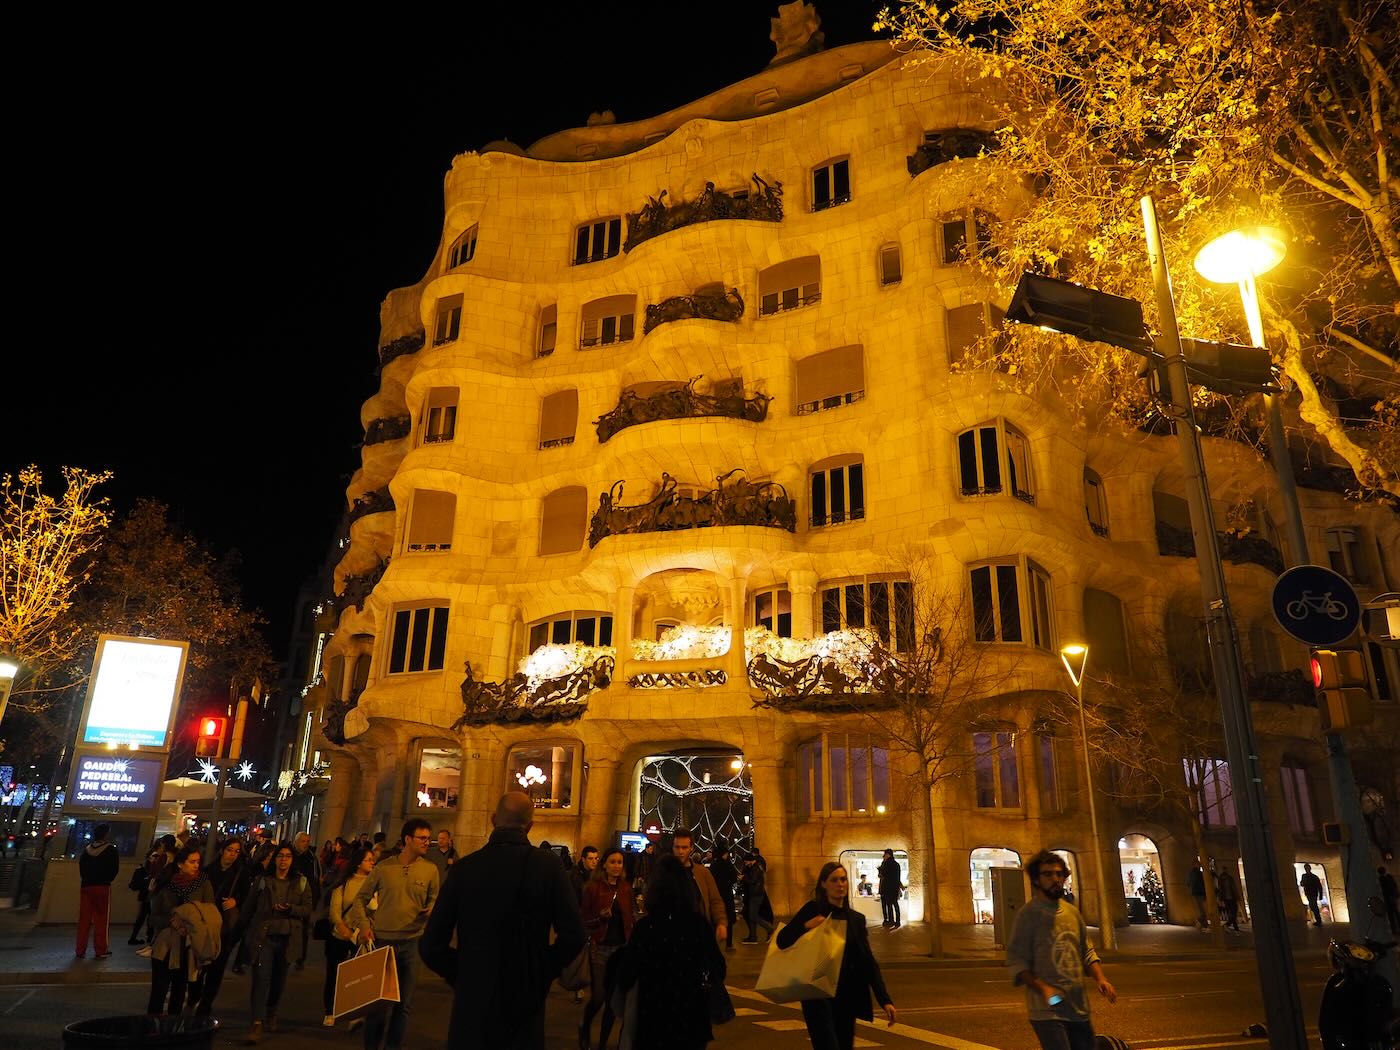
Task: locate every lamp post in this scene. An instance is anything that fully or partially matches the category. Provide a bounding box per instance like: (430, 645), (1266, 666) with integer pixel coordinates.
(0, 657), (20, 727)
(1059, 643), (1116, 951)
(1142, 196), (1307, 1049)
(1195, 226), (1397, 998)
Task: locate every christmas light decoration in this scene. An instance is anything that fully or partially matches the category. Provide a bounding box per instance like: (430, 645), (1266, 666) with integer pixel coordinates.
(195, 758), (219, 784)
(519, 643), (616, 690)
(235, 761), (255, 782)
(632, 624), (731, 662)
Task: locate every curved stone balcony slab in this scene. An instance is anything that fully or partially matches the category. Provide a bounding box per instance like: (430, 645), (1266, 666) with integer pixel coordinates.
(623, 656), (728, 689)
(377, 330), (424, 371)
(642, 287), (744, 335)
(595, 375), (770, 443)
(589, 469), (796, 548)
(623, 174), (783, 253)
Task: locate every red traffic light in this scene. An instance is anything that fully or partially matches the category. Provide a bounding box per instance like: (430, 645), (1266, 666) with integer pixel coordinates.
(1310, 655), (1324, 689)
(194, 716), (228, 758)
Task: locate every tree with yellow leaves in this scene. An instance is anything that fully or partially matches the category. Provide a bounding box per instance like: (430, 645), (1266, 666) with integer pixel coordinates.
(0, 465), (111, 715)
(878, 0), (1397, 498)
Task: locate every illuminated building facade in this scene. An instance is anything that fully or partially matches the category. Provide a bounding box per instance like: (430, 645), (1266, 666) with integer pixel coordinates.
(301, 21), (1400, 928)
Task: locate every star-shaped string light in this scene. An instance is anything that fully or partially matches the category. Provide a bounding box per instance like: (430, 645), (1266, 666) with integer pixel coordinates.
(235, 761), (256, 783)
(195, 758), (220, 784)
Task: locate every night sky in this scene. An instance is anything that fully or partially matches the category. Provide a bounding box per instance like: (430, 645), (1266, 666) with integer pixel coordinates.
(7, 3), (886, 657)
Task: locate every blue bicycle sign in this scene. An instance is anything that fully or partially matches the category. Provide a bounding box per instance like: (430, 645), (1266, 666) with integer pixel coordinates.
(1272, 565), (1361, 646)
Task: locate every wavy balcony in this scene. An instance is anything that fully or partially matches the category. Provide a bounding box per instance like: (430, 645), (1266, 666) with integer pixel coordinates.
(363, 415), (411, 447)
(623, 174), (784, 253)
(588, 470), (796, 548)
(1156, 521), (1285, 575)
(907, 130), (999, 178)
(454, 652), (615, 727)
(377, 330), (424, 371)
(595, 376), (770, 443)
(642, 287), (744, 335)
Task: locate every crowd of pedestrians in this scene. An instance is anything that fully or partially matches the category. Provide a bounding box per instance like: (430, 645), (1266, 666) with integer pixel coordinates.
(113, 811), (910, 1050)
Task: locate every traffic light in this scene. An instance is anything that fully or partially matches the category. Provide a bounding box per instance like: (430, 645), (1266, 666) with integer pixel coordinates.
(1310, 649), (1372, 731)
(1143, 338), (1277, 399)
(194, 716), (228, 758)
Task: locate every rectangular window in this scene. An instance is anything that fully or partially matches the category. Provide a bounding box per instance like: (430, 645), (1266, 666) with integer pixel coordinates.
(1084, 470), (1108, 536)
(802, 734), (889, 818)
(969, 563), (1024, 643)
(448, 225), (478, 269)
(879, 243), (902, 285)
(758, 256), (821, 316)
(415, 747), (461, 808)
(1006, 427), (1035, 504)
(508, 744), (576, 808)
(1280, 764), (1315, 834)
(818, 579), (914, 652)
(388, 604), (449, 674)
(810, 460), (865, 526)
(753, 589), (792, 637)
(580, 295), (636, 348)
(941, 212), (994, 265)
(1185, 758), (1236, 828)
(957, 426), (1003, 495)
(538, 304), (558, 358)
(527, 613), (614, 653)
(574, 218), (622, 265)
(433, 295), (463, 346)
(422, 387), (458, 444)
(812, 158), (851, 211)
(1325, 527), (1366, 582)
(973, 731), (1020, 808)
(1028, 561), (1054, 651)
(800, 738), (824, 817)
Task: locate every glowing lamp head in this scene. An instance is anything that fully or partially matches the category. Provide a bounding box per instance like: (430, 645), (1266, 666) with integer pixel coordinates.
(0, 658), (20, 681)
(1193, 226), (1287, 284)
(1059, 643), (1089, 687)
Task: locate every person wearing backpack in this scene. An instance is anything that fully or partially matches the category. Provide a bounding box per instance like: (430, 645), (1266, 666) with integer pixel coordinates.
(419, 791), (584, 1049)
(243, 842), (312, 1044)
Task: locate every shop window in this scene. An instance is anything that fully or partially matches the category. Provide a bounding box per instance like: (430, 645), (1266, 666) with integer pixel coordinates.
(539, 389), (578, 449)
(414, 746), (460, 809)
(1038, 733), (1062, 813)
(538, 304), (558, 358)
(1280, 761), (1315, 835)
(1084, 468), (1108, 536)
(539, 486), (587, 555)
(508, 743), (577, 808)
(405, 489), (455, 553)
(794, 345), (864, 415)
(940, 210), (996, 265)
(420, 387), (458, 444)
(1325, 527), (1366, 582)
(1083, 588), (1130, 674)
(527, 612), (613, 653)
(820, 577), (915, 652)
(878, 242), (902, 285)
(811, 157), (851, 211)
(799, 733), (890, 818)
(973, 730), (1020, 808)
(752, 588), (792, 637)
(945, 302), (1007, 366)
(580, 294), (635, 348)
(1184, 757), (1236, 828)
(758, 255), (821, 316)
(387, 603), (449, 675)
(574, 217), (621, 264)
(956, 420), (1034, 503)
(432, 294), (463, 346)
(447, 225), (478, 269)
(809, 454), (865, 526)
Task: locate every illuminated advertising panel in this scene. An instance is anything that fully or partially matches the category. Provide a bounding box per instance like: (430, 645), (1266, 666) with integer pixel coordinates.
(79, 636), (189, 748)
(66, 752), (164, 814)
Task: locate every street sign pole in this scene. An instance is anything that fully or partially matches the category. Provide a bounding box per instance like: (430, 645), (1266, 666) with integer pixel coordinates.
(1142, 195), (1308, 1050)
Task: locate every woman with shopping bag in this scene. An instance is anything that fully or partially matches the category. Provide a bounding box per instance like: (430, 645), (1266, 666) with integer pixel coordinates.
(771, 863), (895, 1050)
(321, 846), (376, 1027)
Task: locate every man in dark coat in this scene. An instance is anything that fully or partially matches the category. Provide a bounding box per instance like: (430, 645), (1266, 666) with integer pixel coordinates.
(877, 849), (904, 929)
(708, 842), (739, 951)
(419, 791), (585, 1049)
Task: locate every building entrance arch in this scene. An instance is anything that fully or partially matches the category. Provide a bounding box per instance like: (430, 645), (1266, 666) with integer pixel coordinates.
(631, 748), (753, 857)
(1119, 833), (1166, 923)
(970, 846), (1021, 924)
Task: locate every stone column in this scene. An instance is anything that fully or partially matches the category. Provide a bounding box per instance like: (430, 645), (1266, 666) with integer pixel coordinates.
(486, 603), (517, 681)
(455, 733), (506, 854)
(787, 569), (818, 637)
(582, 755), (625, 851)
(747, 757), (789, 914)
(614, 586), (636, 661)
(318, 752), (359, 843)
(725, 575), (749, 684)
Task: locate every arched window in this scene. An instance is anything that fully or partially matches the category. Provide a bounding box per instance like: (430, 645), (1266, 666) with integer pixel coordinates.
(580, 295), (635, 348)
(794, 346), (864, 415)
(447, 225), (478, 269)
(751, 587), (792, 637)
(420, 387), (458, 445)
(956, 420), (1034, 503)
(759, 256), (821, 316)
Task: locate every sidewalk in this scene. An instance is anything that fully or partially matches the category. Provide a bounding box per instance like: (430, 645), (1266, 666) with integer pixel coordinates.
(0, 906), (1343, 985)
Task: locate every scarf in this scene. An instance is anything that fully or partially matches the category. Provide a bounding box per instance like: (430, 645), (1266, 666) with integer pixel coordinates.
(168, 871), (206, 906)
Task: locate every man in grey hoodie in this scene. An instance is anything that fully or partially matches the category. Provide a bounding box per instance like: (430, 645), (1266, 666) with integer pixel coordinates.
(1007, 850), (1117, 1050)
(77, 824), (119, 959)
(349, 818), (439, 1050)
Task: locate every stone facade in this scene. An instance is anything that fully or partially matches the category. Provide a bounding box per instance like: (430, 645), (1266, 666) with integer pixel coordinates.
(297, 39), (1400, 931)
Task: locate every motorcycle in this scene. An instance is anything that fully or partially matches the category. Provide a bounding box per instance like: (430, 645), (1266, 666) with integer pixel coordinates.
(1319, 895), (1400, 1050)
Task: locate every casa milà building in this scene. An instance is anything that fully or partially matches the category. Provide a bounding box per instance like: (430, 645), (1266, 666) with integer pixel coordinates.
(294, 9), (1400, 931)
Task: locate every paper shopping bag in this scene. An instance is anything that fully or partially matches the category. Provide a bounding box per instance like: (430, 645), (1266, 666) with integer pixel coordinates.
(333, 943), (400, 1019)
(754, 919), (846, 1002)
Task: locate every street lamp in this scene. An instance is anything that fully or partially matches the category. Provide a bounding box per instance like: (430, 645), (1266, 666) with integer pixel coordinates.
(0, 657), (20, 727)
(1059, 643), (1116, 951)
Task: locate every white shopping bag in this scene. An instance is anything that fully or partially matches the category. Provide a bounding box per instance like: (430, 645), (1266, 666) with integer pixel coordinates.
(754, 918), (846, 1002)
(332, 943), (400, 1019)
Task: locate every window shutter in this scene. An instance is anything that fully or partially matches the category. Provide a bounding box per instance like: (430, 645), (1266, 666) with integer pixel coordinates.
(539, 390), (579, 446)
(540, 487), (587, 554)
(407, 490), (456, 549)
(539, 304), (557, 354)
(794, 345), (864, 407)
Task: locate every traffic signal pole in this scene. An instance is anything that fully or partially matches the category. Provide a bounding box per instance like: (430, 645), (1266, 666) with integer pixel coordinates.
(1141, 196), (1309, 1050)
(202, 699), (249, 868)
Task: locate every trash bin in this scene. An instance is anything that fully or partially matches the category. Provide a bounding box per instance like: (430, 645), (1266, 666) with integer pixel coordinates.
(62, 1016), (218, 1048)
